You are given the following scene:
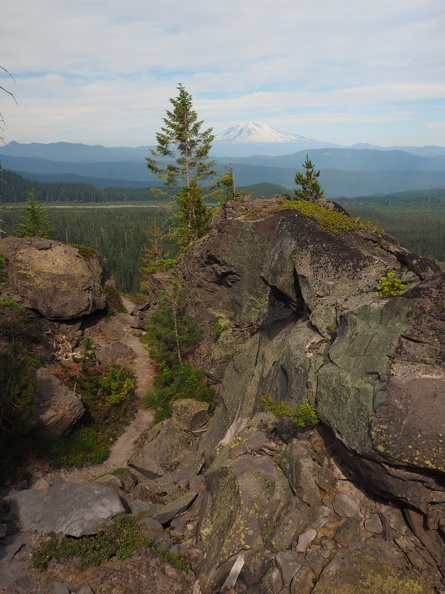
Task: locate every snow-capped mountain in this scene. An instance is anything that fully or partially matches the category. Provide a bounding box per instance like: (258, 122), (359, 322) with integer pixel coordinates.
(215, 122), (307, 144)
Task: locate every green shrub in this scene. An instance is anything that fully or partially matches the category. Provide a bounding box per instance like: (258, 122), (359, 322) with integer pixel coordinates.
(213, 320), (228, 339)
(0, 298), (51, 354)
(41, 342), (136, 468)
(142, 281), (213, 423)
(151, 545), (189, 572)
(49, 353), (136, 441)
(142, 283), (202, 367)
(377, 271), (406, 298)
(144, 361), (214, 423)
(32, 514), (149, 570)
(262, 394), (319, 427)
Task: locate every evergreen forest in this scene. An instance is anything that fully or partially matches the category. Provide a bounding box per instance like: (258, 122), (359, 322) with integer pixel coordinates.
(1, 170), (444, 294)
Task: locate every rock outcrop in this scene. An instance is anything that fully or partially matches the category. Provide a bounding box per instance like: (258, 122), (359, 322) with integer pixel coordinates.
(1, 199), (445, 593)
(0, 237), (107, 319)
(167, 198), (445, 591)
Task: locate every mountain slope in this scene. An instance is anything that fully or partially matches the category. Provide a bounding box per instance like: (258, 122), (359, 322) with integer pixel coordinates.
(214, 121), (307, 143)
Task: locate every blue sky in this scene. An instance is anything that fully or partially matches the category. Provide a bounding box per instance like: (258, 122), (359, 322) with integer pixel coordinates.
(1, 0), (444, 147)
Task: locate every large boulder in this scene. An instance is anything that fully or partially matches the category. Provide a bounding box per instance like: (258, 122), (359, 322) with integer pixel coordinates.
(0, 237), (107, 320)
(7, 482), (125, 537)
(26, 368), (84, 437)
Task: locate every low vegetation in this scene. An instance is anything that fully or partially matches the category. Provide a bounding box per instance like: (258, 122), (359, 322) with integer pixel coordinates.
(0, 343), (37, 433)
(32, 513), (189, 573)
(142, 283), (214, 423)
(39, 341), (136, 468)
(32, 514), (150, 570)
(262, 394), (319, 427)
(377, 271), (406, 298)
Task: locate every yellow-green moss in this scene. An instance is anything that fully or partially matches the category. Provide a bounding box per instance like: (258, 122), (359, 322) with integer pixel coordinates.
(277, 199), (380, 235)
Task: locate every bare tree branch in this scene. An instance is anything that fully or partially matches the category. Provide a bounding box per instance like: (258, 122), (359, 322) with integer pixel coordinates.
(0, 66), (18, 145)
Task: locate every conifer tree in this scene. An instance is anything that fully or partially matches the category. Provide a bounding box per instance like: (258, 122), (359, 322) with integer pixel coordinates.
(214, 164), (249, 205)
(173, 180), (211, 251)
(294, 154), (324, 202)
(139, 218), (172, 293)
(146, 84), (216, 189)
(144, 282), (202, 365)
(147, 84), (215, 255)
(15, 189), (54, 238)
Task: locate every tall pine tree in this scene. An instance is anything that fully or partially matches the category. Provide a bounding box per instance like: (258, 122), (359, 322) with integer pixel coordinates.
(146, 84), (215, 256)
(146, 84), (216, 189)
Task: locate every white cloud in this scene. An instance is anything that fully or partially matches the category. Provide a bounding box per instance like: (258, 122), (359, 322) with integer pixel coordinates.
(1, 0), (444, 146)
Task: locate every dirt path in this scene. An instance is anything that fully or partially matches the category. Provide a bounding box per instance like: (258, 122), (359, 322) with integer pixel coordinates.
(49, 297), (155, 484)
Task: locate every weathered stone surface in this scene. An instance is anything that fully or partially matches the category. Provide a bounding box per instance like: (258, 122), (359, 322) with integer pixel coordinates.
(154, 491), (198, 525)
(3, 199), (445, 593)
(95, 341), (136, 367)
(201, 321), (320, 459)
(332, 493), (361, 519)
(333, 515), (362, 548)
(129, 416), (198, 479)
(295, 529), (317, 553)
(311, 537), (438, 593)
(263, 209), (391, 311)
(279, 440), (322, 506)
(0, 237), (107, 319)
(199, 449), (292, 593)
(26, 368), (84, 437)
(275, 550), (303, 586)
(171, 398), (210, 431)
(317, 300), (411, 456)
(7, 482), (125, 537)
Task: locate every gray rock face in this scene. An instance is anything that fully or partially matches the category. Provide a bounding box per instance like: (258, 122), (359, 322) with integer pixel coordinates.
(129, 400), (205, 479)
(3, 199), (444, 593)
(0, 237), (107, 319)
(172, 199), (445, 589)
(7, 482), (125, 537)
(26, 368), (84, 437)
(199, 442), (292, 590)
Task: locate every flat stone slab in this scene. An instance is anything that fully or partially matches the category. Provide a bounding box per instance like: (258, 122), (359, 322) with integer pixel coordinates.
(7, 482), (125, 537)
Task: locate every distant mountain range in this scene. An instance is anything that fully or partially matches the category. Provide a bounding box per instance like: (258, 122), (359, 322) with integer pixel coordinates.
(1, 123), (445, 197)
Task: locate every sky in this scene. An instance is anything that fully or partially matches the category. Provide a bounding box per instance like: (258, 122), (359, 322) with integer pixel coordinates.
(1, 0), (445, 148)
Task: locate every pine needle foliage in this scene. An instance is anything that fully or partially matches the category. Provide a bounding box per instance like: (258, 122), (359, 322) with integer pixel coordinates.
(143, 282), (202, 366)
(146, 83), (216, 190)
(294, 154), (324, 202)
(172, 180), (211, 252)
(142, 282), (213, 422)
(15, 189), (54, 238)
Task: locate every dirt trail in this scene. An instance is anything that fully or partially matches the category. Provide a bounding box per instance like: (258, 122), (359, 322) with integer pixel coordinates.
(50, 297), (154, 483)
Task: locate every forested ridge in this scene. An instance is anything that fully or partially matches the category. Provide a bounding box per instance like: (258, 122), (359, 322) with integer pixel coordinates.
(1, 169), (444, 294)
(0, 170), (162, 203)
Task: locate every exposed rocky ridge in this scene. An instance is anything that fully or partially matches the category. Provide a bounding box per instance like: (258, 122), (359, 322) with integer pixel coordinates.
(168, 198), (444, 591)
(1, 200), (445, 593)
